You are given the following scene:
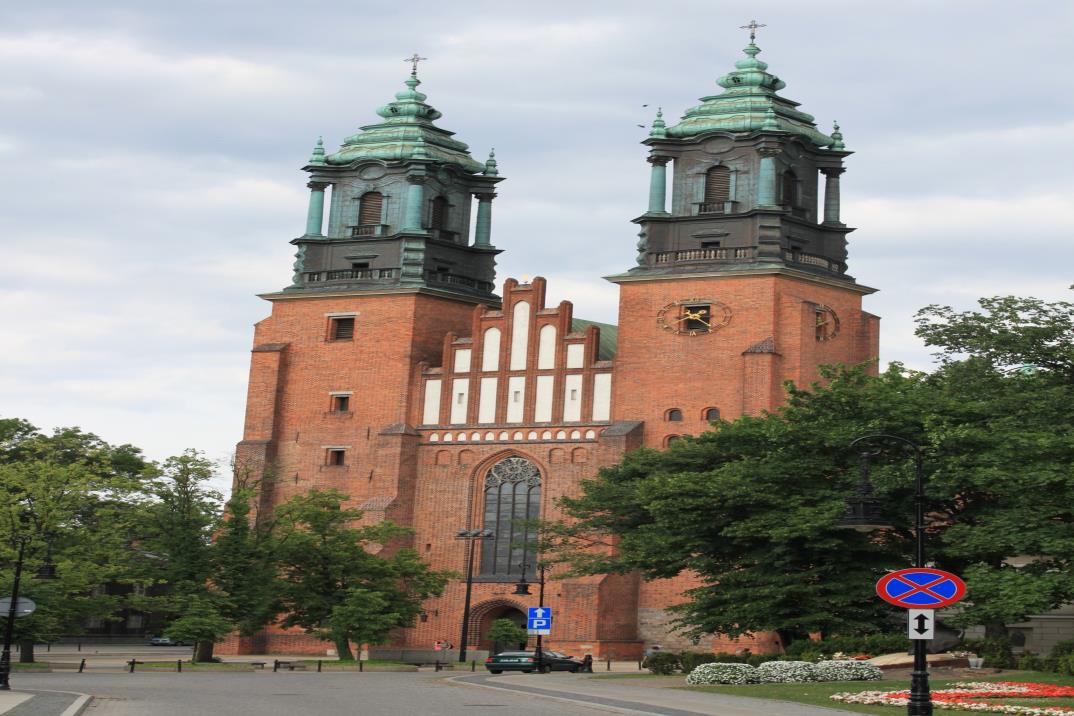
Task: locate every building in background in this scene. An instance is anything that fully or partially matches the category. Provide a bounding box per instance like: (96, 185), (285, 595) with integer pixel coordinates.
(220, 36), (879, 659)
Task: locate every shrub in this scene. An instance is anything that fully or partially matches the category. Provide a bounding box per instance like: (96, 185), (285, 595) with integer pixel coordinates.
(813, 660), (884, 682)
(754, 660), (818, 683)
(686, 662), (758, 685)
(642, 651), (681, 675)
(1051, 640), (1074, 659)
(745, 653), (770, 667)
(964, 637), (1016, 669)
(679, 652), (717, 673)
(783, 633), (905, 660)
(1017, 654), (1043, 671)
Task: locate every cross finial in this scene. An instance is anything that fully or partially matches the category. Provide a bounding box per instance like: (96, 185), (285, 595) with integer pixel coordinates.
(740, 19), (766, 42)
(404, 53), (427, 75)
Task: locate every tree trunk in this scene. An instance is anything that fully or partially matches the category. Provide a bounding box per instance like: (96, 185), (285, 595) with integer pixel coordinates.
(334, 637), (354, 661)
(195, 640), (214, 664)
(18, 641), (34, 663)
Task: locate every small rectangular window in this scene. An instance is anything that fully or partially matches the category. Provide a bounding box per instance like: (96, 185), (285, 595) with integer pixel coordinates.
(513, 391), (521, 402)
(332, 395), (350, 412)
(330, 317), (355, 340)
(456, 393), (465, 404)
(570, 389), (578, 400)
(328, 449), (346, 466)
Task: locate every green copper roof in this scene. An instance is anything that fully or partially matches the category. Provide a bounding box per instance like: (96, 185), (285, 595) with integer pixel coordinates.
(571, 318), (618, 361)
(665, 43), (835, 147)
(325, 72), (484, 172)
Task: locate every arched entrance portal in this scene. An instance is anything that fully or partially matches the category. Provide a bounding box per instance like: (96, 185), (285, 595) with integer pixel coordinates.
(469, 599), (529, 654)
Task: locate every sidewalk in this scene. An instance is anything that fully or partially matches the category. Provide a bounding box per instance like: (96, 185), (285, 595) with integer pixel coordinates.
(0, 692), (31, 715)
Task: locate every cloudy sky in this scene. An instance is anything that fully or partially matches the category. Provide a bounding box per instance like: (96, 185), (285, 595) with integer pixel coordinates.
(2, 1), (1071, 488)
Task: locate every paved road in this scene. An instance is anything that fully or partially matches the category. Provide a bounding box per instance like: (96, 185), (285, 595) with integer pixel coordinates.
(11, 671), (858, 715)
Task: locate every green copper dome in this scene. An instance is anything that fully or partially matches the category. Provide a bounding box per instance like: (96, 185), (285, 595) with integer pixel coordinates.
(665, 43), (835, 147)
(325, 72), (484, 172)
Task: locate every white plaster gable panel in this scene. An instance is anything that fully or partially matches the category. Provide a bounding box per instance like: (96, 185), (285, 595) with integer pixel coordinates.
(450, 378), (469, 424)
(565, 343), (585, 369)
(506, 376), (526, 423)
(454, 348), (471, 373)
(534, 375), (554, 422)
(592, 373), (612, 421)
(537, 324), (557, 369)
(563, 374), (583, 422)
(478, 377), (497, 424)
(422, 379), (442, 425)
(482, 327), (501, 371)
(510, 301), (530, 370)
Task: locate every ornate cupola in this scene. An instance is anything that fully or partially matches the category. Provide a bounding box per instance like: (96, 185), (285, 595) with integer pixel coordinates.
(615, 27), (855, 283)
(284, 58), (504, 301)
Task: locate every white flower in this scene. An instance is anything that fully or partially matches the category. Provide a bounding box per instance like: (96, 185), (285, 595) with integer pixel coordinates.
(755, 661), (818, 683)
(685, 663), (758, 685)
(813, 660), (884, 682)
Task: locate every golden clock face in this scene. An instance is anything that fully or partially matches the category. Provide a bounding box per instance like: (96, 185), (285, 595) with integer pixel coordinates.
(815, 305), (840, 342)
(656, 299), (732, 336)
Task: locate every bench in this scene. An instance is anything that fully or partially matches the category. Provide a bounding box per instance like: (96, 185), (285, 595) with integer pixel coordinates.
(273, 660), (307, 671)
(250, 661), (267, 670)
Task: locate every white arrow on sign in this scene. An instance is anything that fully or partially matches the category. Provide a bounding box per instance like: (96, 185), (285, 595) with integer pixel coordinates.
(908, 609), (935, 640)
(533, 608), (547, 618)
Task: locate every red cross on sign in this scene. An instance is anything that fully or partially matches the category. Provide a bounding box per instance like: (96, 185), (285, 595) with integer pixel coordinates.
(876, 568), (966, 609)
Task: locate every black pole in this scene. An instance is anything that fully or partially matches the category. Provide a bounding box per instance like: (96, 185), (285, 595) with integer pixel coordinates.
(0, 539), (27, 691)
(907, 446), (932, 716)
(535, 565), (545, 673)
(850, 434), (932, 716)
(458, 536), (477, 663)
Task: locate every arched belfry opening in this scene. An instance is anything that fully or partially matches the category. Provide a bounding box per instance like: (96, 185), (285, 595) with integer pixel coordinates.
(479, 456), (541, 578)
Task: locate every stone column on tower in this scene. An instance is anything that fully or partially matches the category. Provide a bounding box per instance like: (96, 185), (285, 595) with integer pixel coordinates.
(647, 156), (670, 215)
(822, 167), (845, 225)
(473, 192), (495, 247)
(304, 182), (328, 236)
(757, 147), (781, 208)
(403, 174), (427, 231)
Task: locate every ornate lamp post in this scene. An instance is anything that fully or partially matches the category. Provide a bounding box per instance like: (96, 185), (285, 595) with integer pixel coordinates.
(455, 528), (493, 663)
(514, 562), (549, 672)
(842, 433), (931, 716)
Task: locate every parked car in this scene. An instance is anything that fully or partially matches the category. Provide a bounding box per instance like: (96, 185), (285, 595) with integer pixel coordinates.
(485, 650), (584, 674)
(148, 636), (188, 646)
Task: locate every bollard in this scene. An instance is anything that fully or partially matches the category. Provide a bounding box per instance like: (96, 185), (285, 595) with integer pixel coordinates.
(638, 659), (643, 670)
(128, 659), (136, 674)
(606, 656), (611, 671)
(435, 660), (441, 672)
(47, 643), (50, 652)
(273, 659), (280, 673)
(358, 660), (363, 673)
(471, 660), (476, 672)
(317, 660), (322, 673)
(78, 658), (86, 673)
(78, 643), (82, 652)
(177, 660), (182, 673)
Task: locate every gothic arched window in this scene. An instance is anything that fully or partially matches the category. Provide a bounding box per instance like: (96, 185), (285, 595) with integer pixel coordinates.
(704, 166), (731, 208)
(358, 192), (383, 226)
(480, 457), (541, 577)
(781, 171), (798, 207)
(430, 196), (448, 229)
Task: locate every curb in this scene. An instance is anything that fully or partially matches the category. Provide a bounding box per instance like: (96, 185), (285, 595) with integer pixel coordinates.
(446, 674), (661, 716)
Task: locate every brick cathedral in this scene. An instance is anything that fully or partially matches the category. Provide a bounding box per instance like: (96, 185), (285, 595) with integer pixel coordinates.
(223, 36), (879, 659)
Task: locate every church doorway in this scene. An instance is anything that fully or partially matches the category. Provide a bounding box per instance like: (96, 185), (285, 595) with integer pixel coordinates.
(477, 605), (527, 654)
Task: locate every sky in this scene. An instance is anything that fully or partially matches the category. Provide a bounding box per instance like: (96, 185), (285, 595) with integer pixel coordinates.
(1, 1), (1072, 491)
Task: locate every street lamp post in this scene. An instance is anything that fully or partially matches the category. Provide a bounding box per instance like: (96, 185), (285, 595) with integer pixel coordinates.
(514, 563), (548, 672)
(847, 433), (931, 716)
(456, 529), (493, 663)
(0, 537), (29, 691)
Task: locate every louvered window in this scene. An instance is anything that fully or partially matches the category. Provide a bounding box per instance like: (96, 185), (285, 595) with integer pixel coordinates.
(781, 171), (798, 206)
(330, 317), (354, 340)
(704, 166), (731, 204)
(430, 196), (447, 229)
(358, 192), (383, 225)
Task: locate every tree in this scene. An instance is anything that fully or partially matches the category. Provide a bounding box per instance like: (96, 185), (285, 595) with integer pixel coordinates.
(137, 449), (223, 662)
(164, 595), (232, 663)
(0, 420), (151, 661)
(486, 619), (528, 653)
(273, 489), (452, 660)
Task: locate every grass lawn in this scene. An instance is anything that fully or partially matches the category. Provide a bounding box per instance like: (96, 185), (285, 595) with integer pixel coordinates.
(11, 662), (49, 671)
(599, 670), (1074, 714)
(296, 659), (417, 671)
(139, 661), (254, 670)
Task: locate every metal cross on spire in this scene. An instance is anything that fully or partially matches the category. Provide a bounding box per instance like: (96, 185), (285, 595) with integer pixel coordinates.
(739, 19), (766, 42)
(404, 53), (427, 75)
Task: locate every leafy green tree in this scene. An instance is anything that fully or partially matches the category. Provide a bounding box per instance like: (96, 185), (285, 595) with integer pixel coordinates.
(273, 489), (451, 660)
(486, 618), (528, 652)
(164, 595), (232, 662)
(0, 420), (151, 661)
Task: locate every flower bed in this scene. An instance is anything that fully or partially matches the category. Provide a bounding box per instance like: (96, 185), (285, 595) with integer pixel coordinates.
(754, 660), (818, 683)
(813, 659), (884, 682)
(686, 662), (758, 685)
(832, 681), (1074, 714)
